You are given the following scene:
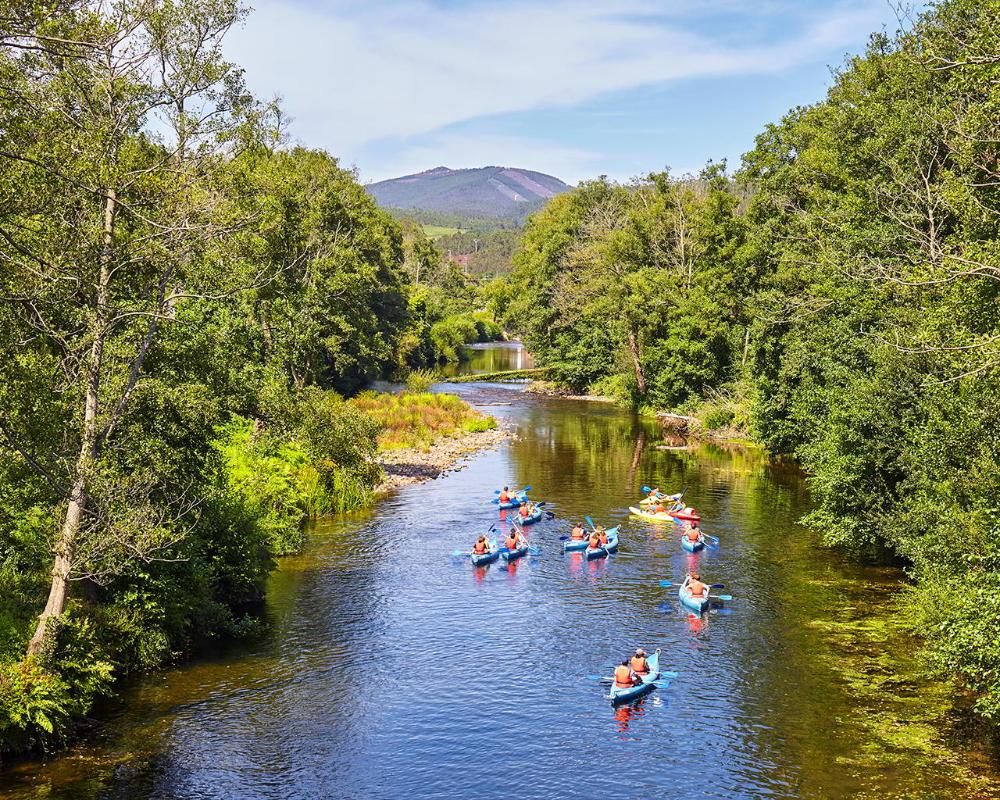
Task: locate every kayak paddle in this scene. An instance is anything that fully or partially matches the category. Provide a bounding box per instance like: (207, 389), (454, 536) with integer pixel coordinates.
(585, 515), (596, 531)
(710, 594), (733, 601)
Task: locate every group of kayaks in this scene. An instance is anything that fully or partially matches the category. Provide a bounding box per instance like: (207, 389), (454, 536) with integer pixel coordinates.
(461, 483), (727, 706)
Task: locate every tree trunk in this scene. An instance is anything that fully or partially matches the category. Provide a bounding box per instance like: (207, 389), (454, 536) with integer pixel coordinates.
(27, 189), (116, 656)
(626, 327), (647, 397)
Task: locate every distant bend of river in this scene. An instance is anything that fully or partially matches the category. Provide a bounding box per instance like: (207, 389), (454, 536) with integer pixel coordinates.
(3, 343), (999, 799)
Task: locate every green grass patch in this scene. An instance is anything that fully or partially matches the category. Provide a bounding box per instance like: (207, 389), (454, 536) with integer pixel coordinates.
(350, 391), (495, 449)
(422, 224), (464, 238)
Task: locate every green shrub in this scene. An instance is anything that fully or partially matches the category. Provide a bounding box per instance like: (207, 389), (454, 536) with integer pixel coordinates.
(406, 369), (437, 393)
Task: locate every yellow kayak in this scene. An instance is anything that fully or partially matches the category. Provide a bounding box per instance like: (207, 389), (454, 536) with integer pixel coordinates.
(629, 506), (677, 523)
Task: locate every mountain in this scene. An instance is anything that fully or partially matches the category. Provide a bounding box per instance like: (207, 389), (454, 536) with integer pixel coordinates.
(366, 166), (570, 222)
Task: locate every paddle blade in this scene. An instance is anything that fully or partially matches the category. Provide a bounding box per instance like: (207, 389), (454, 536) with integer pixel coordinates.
(451, 551), (468, 558)
(559, 535), (569, 541)
(641, 485), (651, 493)
(494, 489), (502, 494)
(491, 498), (500, 504)
(535, 501), (546, 507)
(710, 583), (726, 589)
(585, 515), (595, 530)
(660, 671), (679, 679)
(658, 580), (678, 588)
(713, 594), (733, 601)
(522, 485), (532, 492)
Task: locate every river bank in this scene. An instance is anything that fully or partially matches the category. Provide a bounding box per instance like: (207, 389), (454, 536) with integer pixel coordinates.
(375, 420), (512, 495)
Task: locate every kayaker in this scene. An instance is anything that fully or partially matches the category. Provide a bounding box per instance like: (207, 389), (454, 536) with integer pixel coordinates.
(630, 648), (650, 675)
(588, 529), (602, 549)
(687, 571), (708, 599)
(472, 536), (490, 555)
(499, 486), (512, 503)
(570, 523), (586, 540)
(646, 487), (662, 502)
(685, 522), (702, 544)
(652, 501), (668, 514)
(614, 660), (637, 688)
(518, 502), (532, 520)
(598, 527), (609, 546)
(505, 528), (524, 551)
(671, 499), (686, 512)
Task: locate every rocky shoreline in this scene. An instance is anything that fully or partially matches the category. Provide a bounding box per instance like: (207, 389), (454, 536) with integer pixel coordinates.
(375, 422), (514, 495)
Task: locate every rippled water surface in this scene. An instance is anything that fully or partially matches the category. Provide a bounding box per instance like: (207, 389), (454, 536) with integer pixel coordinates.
(4, 345), (1000, 799)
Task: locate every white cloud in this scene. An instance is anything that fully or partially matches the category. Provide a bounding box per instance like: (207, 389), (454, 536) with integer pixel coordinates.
(225, 0), (888, 173)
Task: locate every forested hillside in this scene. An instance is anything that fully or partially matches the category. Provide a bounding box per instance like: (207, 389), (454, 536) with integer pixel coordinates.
(0, 0), (498, 757)
(505, 0), (1000, 717)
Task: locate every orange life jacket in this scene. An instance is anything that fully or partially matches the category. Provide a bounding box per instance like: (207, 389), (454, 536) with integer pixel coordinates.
(614, 665), (634, 688)
(571, 527), (585, 540)
(473, 541), (487, 554)
(687, 529), (700, 542)
(689, 580), (707, 597)
(600, 532), (609, 545)
(588, 534), (601, 548)
(519, 506), (530, 517)
(653, 505), (667, 514)
(499, 492), (510, 502)
(505, 536), (518, 550)
(630, 656), (649, 674)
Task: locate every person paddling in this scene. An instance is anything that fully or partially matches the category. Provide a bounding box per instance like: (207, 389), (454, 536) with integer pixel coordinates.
(598, 526), (609, 546)
(614, 659), (638, 689)
(499, 486), (512, 503)
(472, 535), (491, 555)
(505, 527), (525, 552)
(518, 502), (533, 520)
(687, 571), (708, 599)
(685, 521), (702, 544)
(570, 522), (586, 541)
(629, 648), (650, 676)
(588, 528), (602, 549)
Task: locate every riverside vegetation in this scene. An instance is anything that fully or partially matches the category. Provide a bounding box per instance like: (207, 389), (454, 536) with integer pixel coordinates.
(0, 0), (496, 758)
(503, 0), (1000, 722)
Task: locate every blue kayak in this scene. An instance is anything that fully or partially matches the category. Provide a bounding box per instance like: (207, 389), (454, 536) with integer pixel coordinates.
(585, 528), (620, 560)
(501, 544), (529, 562)
(497, 495), (526, 509)
(515, 507), (543, 525)
(681, 535), (705, 553)
(608, 650), (661, 705)
(471, 543), (500, 566)
(563, 537), (589, 552)
(678, 579), (711, 613)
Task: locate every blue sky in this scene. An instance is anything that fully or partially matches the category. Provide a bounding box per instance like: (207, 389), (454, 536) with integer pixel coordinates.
(225, 0), (910, 184)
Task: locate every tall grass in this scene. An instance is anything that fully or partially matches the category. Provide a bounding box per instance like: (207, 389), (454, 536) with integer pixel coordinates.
(351, 391), (496, 450)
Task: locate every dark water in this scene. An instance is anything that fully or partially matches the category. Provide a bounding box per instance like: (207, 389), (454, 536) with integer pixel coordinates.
(4, 345), (1000, 799)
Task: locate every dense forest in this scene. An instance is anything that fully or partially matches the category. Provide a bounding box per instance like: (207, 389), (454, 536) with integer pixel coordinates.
(504, 0), (1000, 717)
(0, 0), (496, 756)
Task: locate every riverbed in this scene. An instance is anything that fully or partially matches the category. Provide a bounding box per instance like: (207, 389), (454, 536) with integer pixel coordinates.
(3, 344), (999, 799)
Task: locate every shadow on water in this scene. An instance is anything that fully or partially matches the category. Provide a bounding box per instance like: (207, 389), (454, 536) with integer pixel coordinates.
(4, 344), (1000, 799)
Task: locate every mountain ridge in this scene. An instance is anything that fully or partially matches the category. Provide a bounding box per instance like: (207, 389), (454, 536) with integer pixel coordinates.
(366, 165), (570, 222)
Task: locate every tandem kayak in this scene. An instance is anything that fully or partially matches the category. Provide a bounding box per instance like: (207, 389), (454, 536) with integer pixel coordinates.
(501, 544), (529, 562)
(497, 495), (526, 509)
(681, 535), (705, 553)
(608, 650), (662, 705)
(678, 578), (711, 613)
(515, 507), (543, 525)
(629, 506), (677, 523)
(585, 528), (620, 560)
(471, 544), (500, 566)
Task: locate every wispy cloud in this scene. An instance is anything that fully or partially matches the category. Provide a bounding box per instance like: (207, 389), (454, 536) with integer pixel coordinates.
(226, 0), (889, 178)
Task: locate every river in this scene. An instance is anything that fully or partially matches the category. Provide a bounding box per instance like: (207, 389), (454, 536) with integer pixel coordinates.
(3, 343), (999, 799)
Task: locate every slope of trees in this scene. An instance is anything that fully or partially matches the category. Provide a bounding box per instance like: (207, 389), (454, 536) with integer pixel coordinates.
(0, 0), (484, 756)
(507, 0), (1000, 717)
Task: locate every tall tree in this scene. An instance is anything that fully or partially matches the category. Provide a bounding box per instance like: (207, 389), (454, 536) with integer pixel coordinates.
(0, 0), (270, 655)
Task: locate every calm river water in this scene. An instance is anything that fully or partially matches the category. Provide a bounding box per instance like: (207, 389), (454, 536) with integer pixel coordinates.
(4, 344), (999, 799)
